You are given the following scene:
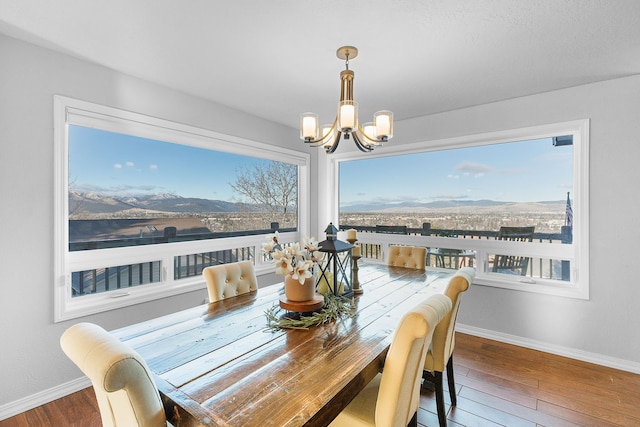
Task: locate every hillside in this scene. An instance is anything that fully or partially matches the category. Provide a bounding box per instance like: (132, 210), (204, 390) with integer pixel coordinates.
(70, 191), (247, 217)
(342, 199), (565, 214)
(71, 191), (567, 217)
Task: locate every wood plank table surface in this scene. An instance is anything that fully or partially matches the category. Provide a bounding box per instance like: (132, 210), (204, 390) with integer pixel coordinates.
(113, 263), (454, 427)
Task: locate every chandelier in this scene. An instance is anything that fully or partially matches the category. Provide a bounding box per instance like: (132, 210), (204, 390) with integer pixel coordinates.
(300, 46), (394, 154)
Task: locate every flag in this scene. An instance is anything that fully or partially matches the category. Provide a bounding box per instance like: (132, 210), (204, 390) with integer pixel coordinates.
(565, 192), (573, 228)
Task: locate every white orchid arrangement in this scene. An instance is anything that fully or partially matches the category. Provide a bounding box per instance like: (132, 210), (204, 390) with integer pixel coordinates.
(262, 232), (324, 284)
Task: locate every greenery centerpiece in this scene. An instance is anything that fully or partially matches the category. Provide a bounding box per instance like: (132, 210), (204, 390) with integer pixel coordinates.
(265, 292), (356, 330)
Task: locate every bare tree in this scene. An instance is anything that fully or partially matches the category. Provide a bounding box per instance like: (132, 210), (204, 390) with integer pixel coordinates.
(68, 177), (87, 218)
(230, 161), (298, 228)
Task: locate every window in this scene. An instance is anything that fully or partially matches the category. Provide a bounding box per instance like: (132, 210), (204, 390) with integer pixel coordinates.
(54, 96), (310, 321)
(332, 120), (589, 299)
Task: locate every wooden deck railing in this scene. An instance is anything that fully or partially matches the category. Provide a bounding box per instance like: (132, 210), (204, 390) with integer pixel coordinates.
(339, 222), (573, 281)
(69, 221), (573, 297)
(340, 222), (571, 243)
(69, 224), (293, 296)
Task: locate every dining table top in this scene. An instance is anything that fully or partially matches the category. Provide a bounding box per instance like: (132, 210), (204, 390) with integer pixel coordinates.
(113, 263), (454, 427)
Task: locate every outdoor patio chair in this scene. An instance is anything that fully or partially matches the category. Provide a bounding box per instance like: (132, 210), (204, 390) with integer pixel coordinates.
(492, 226), (535, 276)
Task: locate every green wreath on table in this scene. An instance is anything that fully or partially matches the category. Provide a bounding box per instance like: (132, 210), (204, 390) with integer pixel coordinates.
(264, 293), (356, 330)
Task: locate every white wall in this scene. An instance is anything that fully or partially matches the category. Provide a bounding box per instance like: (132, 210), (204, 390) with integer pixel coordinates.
(0, 33), (314, 411)
(323, 74), (640, 365)
(3, 29), (640, 415)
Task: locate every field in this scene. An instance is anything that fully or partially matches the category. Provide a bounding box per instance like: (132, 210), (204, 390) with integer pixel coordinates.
(340, 205), (565, 234)
(70, 200), (567, 240)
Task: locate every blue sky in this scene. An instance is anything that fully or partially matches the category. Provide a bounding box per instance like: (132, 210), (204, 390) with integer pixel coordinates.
(68, 125), (266, 200)
(69, 125), (573, 205)
(339, 138), (573, 206)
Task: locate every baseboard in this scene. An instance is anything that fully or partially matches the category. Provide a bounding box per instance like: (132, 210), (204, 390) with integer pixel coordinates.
(457, 323), (640, 374)
(0, 376), (90, 421)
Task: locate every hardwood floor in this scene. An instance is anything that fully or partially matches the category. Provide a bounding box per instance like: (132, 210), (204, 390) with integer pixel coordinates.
(0, 387), (101, 427)
(419, 333), (640, 427)
(2, 333), (639, 426)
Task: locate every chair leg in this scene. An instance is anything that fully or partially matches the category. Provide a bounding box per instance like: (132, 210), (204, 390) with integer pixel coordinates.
(423, 369), (448, 426)
(421, 370), (435, 391)
(434, 371), (447, 427)
(407, 411), (417, 427)
(446, 356), (457, 406)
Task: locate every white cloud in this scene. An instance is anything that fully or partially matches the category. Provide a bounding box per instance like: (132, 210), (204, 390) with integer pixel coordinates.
(126, 161), (134, 167)
(114, 163), (122, 169)
(455, 161), (494, 175)
(149, 164), (158, 170)
(74, 183), (161, 195)
(431, 194), (469, 200)
(455, 161), (526, 178)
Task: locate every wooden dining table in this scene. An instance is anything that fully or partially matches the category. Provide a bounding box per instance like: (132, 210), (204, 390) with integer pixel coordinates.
(113, 263), (454, 427)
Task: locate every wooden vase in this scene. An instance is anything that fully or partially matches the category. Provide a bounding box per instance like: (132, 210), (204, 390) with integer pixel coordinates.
(284, 274), (315, 302)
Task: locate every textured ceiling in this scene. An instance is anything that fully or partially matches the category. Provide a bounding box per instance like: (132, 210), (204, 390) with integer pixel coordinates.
(1, 0), (640, 129)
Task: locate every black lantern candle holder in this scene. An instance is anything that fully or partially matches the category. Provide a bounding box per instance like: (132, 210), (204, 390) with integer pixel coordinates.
(316, 223), (353, 297)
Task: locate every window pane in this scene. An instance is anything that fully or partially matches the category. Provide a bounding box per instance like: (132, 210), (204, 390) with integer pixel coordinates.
(487, 254), (571, 280)
(56, 96), (310, 319)
(339, 137), (573, 241)
(173, 246), (255, 280)
(71, 261), (162, 297)
(68, 125), (298, 251)
(426, 248), (476, 269)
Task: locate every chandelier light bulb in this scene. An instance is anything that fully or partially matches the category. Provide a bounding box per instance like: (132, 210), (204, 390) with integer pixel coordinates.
(338, 101), (357, 132)
(374, 110), (393, 140)
(301, 113), (319, 141)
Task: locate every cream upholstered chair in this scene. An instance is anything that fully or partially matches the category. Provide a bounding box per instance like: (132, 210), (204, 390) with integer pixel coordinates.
(60, 322), (167, 427)
(387, 246), (427, 270)
(202, 260), (258, 303)
(422, 267), (475, 427)
(329, 293), (452, 427)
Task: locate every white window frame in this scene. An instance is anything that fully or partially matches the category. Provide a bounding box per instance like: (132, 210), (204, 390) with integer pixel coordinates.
(330, 120), (589, 299)
(53, 95), (310, 321)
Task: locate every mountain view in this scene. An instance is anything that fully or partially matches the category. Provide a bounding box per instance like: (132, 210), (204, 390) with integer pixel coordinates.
(68, 191), (293, 244)
(69, 191), (244, 216)
(69, 191), (568, 243)
(70, 191), (566, 217)
(341, 199), (565, 214)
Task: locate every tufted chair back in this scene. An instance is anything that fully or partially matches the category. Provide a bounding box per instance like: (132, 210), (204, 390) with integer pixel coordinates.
(329, 293), (452, 427)
(378, 293), (452, 427)
(387, 245), (427, 270)
(425, 267), (474, 371)
(60, 322), (167, 427)
(202, 260), (258, 303)
(423, 267), (475, 427)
